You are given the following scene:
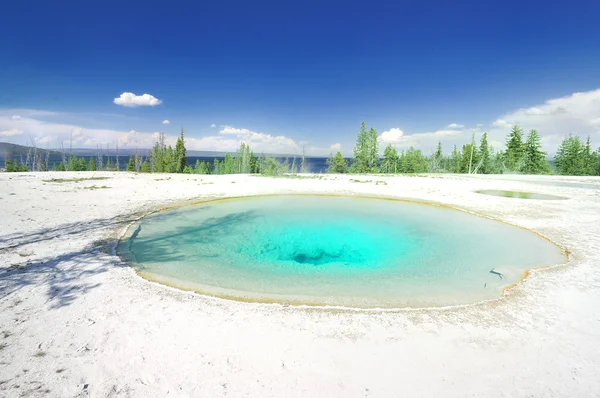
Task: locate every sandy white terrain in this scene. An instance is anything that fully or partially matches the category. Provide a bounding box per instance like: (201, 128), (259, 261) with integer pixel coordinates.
(1, 171), (599, 397)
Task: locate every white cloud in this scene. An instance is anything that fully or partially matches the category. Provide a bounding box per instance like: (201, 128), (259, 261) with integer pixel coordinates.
(220, 126), (252, 135)
(492, 119), (512, 128)
(329, 143), (341, 152)
(113, 92), (163, 107)
(447, 123), (464, 129)
(379, 128), (404, 143)
(11, 115), (21, 120)
(0, 111), (302, 155)
(488, 88), (600, 154)
(0, 128), (23, 137)
(162, 120), (170, 125)
(210, 124), (216, 128)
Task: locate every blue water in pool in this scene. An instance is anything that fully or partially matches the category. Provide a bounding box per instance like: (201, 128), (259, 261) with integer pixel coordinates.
(120, 195), (565, 307)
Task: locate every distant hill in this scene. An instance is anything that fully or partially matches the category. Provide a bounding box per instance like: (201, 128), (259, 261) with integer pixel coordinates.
(0, 142), (62, 158)
(0, 142), (312, 160)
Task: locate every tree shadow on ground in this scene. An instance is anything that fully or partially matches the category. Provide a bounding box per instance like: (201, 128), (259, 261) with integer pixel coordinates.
(0, 212), (146, 251)
(0, 213), (141, 309)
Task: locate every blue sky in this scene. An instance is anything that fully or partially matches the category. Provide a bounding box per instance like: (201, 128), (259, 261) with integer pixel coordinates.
(1, 0), (600, 155)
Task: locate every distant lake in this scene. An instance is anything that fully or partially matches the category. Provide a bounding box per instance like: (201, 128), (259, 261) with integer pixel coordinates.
(1, 153), (331, 173)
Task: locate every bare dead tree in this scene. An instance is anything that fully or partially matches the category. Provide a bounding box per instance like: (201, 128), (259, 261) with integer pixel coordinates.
(28, 135), (39, 171)
(25, 142), (32, 171)
(44, 145), (50, 171)
(60, 141), (68, 171)
(115, 140), (120, 171)
(134, 148), (142, 172)
(96, 144), (103, 170)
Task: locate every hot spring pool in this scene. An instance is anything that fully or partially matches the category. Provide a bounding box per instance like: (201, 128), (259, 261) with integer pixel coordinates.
(119, 195), (565, 308)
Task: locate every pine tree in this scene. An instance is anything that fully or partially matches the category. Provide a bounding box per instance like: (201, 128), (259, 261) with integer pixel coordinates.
(522, 129), (549, 174)
(583, 136), (594, 175)
(140, 161), (150, 173)
(88, 157), (96, 171)
(400, 147), (428, 173)
(366, 127), (379, 173)
(504, 125), (525, 172)
(174, 128), (187, 173)
(126, 156), (135, 171)
(326, 152), (335, 173)
(351, 122), (369, 173)
(380, 144), (399, 173)
(430, 141), (444, 172)
(554, 135), (586, 175)
(479, 133), (490, 174)
(451, 145), (462, 173)
(460, 142), (479, 174)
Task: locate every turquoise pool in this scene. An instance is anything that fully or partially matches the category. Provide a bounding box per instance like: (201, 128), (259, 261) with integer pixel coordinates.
(119, 195), (564, 308)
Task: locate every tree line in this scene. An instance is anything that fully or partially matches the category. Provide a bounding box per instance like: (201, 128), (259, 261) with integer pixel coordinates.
(3, 128), (308, 176)
(325, 122), (600, 176)
(4, 124), (600, 176)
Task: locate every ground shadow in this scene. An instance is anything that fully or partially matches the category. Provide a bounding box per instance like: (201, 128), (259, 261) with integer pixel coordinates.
(0, 213), (140, 309)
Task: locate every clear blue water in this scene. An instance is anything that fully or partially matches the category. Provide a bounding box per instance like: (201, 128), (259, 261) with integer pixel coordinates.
(120, 195), (565, 307)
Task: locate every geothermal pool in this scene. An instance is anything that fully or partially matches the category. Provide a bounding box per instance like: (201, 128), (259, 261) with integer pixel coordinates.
(119, 195), (564, 307)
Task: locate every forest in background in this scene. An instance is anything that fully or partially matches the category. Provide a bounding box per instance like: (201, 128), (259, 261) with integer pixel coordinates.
(3, 124), (600, 176)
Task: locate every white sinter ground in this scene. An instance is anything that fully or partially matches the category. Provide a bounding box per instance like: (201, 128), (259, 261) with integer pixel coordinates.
(1, 172), (599, 397)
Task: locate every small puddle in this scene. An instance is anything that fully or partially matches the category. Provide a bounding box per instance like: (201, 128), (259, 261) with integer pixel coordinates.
(476, 190), (566, 200)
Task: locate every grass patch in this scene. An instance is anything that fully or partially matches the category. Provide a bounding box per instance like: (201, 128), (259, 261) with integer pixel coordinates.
(375, 180), (387, 185)
(33, 351), (46, 358)
(83, 185), (110, 190)
(350, 179), (372, 183)
(43, 177), (110, 183)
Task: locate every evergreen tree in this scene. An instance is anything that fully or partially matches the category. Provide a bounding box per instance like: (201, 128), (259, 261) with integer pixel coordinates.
(592, 147), (600, 176)
(554, 135), (586, 175)
(78, 157), (87, 171)
(88, 157), (96, 171)
(399, 147), (428, 173)
(429, 141), (444, 172)
(380, 144), (399, 173)
(460, 142), (479, 174)
(333, 152), (348, 173)
(351, 122), (369, 173)
(366, 127), (379, 172)
(326, 151), (348, 173)
(126, 156), (135, 171)
(325, 152), (335, 173)
(504, 125), (525, 172)
(450, 145), (462, 173)
(140, 161), (150, 173)
(194, 160), (211, 174)
(479, 133), (491, 174)
(583, 136), (594, 175)
(522, 129), (549, 174)
(174, 128), (187, 173)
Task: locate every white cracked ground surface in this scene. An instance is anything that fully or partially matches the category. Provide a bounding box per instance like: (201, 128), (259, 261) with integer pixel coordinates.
(1, 172), (599, 397)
